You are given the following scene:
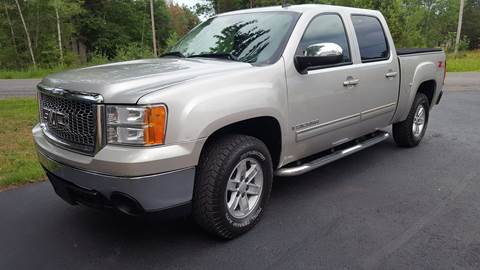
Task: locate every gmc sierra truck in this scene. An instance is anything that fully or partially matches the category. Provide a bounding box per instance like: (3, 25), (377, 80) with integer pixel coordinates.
(34, 5), (446, 239)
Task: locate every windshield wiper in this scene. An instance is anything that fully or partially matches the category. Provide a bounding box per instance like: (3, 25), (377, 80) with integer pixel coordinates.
(160, 51), (186, 58)
(188, 53), (238, 61)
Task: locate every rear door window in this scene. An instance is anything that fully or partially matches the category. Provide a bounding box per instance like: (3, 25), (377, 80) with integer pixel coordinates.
(351, 15), (389, 62)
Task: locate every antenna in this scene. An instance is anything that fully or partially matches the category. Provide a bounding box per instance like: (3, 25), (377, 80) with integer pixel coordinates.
(282, 0), (289, 8)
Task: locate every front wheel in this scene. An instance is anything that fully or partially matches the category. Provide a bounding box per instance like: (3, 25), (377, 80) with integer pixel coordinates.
(392, 93), (430, 147)
(192, 135), (273, 239)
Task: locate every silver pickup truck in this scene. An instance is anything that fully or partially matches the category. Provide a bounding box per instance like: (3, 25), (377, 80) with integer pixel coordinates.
(34, 4), (446, 238)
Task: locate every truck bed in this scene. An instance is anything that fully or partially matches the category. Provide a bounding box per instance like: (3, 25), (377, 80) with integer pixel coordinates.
(396, 48), (443, 55)
(392, 49), (445, 123)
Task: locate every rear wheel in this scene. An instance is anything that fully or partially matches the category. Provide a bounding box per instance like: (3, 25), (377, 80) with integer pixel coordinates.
(192, 135), (273, 239)
(392, 93), (430, 147)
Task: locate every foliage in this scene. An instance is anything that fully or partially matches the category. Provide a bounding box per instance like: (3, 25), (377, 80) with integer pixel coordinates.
(1, 0), (479, 73)
(0, 0), (200, 70)
(463, 0), (480, 49)
(168, 3), (200, 37)
(0, 98), (44, 189)
(113, 43), (153, 61)
(165, 31), (179, 51)
(196, 0), (479, 50)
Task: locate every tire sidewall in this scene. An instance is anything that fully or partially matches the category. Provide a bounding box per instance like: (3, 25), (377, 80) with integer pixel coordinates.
(219, 143), (273, 233)
(410, 95), (430, 144)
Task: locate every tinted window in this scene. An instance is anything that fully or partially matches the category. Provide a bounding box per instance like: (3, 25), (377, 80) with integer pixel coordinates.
(351, 15), (389, 62)
(170, 12), (300, 65)
(297, 14), (351, 64)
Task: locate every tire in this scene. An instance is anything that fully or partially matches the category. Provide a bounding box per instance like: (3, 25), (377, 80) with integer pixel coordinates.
(392, 93), (430, 147)
(192, 134), (273, 239)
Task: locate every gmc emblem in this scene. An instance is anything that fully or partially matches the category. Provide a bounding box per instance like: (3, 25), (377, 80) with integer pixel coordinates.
(42, 108), (69, 129)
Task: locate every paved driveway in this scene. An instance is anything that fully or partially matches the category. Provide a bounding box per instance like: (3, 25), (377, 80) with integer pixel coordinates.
(444, 72), (480, 91)
(0, 79), (40, 98)
(1, 90), (480, 269)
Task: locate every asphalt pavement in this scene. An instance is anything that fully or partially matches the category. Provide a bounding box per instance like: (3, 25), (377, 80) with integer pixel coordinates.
(1, 89), (480, 269)
(0, 79), (40, 98)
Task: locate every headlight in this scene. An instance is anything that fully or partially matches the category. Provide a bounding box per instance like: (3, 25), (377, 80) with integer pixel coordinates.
(106, 104), (167, 146)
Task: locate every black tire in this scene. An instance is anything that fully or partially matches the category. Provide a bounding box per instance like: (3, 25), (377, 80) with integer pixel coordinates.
(392, 93), (430, 147)
(192, 134), (273, 239)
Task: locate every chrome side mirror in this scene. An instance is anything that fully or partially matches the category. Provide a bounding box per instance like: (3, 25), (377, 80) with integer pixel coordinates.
(304, 43), (343, 57)
(295, 43), (344, 74)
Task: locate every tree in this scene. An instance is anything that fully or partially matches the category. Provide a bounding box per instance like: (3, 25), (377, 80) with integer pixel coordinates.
(3, 0), (474, 70)
(52, 0), (64, 65)
(455, 0), (465, 53)
(14, 0), (36, 68)
(168, 3), (200, 37)
(150, 0), (157, 56)
(463, 0), (480, 49)
(3, 1), (18, 57)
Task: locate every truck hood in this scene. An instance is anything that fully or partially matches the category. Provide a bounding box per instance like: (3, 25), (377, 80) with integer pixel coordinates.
(40, 58), (252, 103)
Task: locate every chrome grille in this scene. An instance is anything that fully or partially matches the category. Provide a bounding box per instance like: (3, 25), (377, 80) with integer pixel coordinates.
(38, 86), (103, 154)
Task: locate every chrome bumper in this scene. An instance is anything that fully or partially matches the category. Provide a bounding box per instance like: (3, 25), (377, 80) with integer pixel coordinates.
(38, 150), (195, 212)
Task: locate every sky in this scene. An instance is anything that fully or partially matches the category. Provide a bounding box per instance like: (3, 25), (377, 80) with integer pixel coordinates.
(172, 0), (202, 8)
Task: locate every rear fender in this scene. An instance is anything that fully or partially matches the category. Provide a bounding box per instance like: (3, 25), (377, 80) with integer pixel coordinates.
(395, 62), (436, 122)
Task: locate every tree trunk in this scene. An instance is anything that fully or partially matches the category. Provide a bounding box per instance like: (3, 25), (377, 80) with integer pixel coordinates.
(14, 0), (36, 68)
(35, 0), (39, 49)
(4, 2), (18, 56)
(455, 0), (465, 54)
(141, 0), (147, 47)
(150, 0), (157, 57)
(55, 3), (64, 65)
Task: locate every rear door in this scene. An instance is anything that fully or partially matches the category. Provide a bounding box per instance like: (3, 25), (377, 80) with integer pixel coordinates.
(349, 14), (399, 127)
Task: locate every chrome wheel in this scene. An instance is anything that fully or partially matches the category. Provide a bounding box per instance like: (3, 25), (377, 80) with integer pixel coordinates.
(225, 158), (264, 219)
(412, 104), (426, 138)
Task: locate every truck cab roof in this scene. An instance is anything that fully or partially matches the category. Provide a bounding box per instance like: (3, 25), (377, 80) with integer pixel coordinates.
(218, 4), (383, 17)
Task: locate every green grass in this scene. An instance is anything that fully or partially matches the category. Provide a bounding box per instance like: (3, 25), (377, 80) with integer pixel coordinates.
(0, 66), (67, 79)
(447, 50), (480, 72)
(0, 98), (45, 189)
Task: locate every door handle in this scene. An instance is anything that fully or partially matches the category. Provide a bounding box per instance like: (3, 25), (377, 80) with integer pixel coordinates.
(343, 78), (360, 87)
(385, 71), (398, 78)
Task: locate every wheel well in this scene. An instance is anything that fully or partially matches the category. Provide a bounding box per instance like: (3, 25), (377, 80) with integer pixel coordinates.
(203, 117), (282, 168)
(417, 80), (436, 106)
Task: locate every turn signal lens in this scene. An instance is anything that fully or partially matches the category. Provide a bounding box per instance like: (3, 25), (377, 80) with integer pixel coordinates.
(144, 106), (167, 145)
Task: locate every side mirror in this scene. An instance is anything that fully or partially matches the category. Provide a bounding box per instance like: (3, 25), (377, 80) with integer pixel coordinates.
(295, 43), (344, 73)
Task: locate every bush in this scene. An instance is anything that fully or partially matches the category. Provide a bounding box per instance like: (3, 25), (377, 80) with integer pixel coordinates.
(165, 32), (179, 52)
(113, 43), (153, 61)
(88, 51), (110, 66)
(63, 52), (81, 67)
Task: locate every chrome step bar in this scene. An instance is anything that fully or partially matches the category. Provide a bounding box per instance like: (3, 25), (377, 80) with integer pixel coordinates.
(275, 131), (390, 177)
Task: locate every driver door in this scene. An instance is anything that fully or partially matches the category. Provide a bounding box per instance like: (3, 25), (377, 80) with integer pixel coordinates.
(286, 13), (362, 157)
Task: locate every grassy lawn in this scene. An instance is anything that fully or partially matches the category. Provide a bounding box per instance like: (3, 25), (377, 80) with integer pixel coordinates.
(0, 98), (44, 190)
(447, 50), (480, 72)
(0, 66), (67, 79)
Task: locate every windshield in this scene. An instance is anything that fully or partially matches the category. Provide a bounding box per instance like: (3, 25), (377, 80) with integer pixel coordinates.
(168, 12), (300, 65)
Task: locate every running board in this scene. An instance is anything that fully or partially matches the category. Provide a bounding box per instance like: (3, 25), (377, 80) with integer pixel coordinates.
(275, 131), (390, 177)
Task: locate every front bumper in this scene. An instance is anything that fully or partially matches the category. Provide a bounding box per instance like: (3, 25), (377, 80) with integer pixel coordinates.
(32, 124), (205, 176)
(38, 148), (195, 212)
